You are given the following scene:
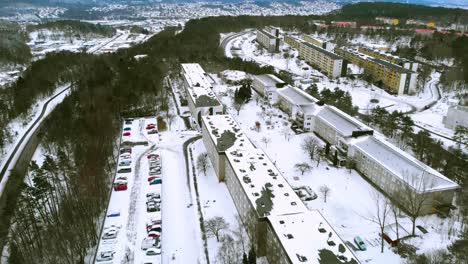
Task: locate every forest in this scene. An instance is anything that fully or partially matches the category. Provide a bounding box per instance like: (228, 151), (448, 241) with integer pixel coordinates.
(0, 2), (467, 263)
(26, 20), (116, 37)
(0, 20), (31, 66)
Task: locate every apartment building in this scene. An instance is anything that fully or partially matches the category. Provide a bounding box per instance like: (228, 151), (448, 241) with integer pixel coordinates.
(359, 47), (419, 71)
(224, 147), (308, 255)
(266, 211), (360, 264)
(302, 34), (333, 51)
(276, 86), (321, 131)
(181, 63), (223, 128)
(256, 27), (280, 53)
(201, 115), (254, 181)
(284, 35), (346, 78)
(300, 42), (346, 78)
(335, 47), (418, 95)
(375, 17), (399, 25)
(348, 136), (459, 214)
(251, 74), (286, 102)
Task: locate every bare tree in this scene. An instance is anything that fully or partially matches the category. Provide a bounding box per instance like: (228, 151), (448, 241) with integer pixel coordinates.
(294, 162), (312, 175)
(301, 136), (319, 161)
(314, 147), (325, 167)
(280, 127), (291, 141)
(165, 112), (176, 130)
(260, 136), (271, 148)
(363, 191), (391, 253)
(319, 185), (331, 203)
(205, 216), (229, 242)
(390, 203), (400, 241)
(217, 234), (242, 264)
(196, 152), (210, 176)
(401, 172), (434, 236)
(233, 98), (244, 115)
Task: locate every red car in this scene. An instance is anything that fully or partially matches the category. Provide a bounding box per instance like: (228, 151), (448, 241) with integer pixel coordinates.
(146, 124), (156, 130)
(123, 132), (131, 137)
(114, 181), (127, 191)
(148, 176), (160, 182)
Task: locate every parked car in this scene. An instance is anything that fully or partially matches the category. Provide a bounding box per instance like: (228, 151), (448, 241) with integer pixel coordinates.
(147, 231), (161, 238)
(123, 132), (131, 137)
(147, 224), (162, 234)
(146, 124), (156, 130)
(147, 153), (159, 159)
(146, 247), (161, 256)
(116, 176), (128, 182)
(120, 148), (132, 154)
(96, 251), (114, 262)
(149, 178), (162, 185)
(120, 153), (131, 159)
(354, 236), (366, 251)
(149, 168), (161, 174)
(148, 129), (158, 135)
(147, 202), (160, 212)
(146, 218), (162, 229)
(117, 168), (132, 174)
(416, 225), (428, 234)
(148, 170), (161, 176)
(148, 176), (159, 182)
(114, 180), (128, 191)
(102, 227), (119, 240)
(125, 120), (132, 125)
(141, 237), (159, 251)
(119, 160), (131, 167)
(123, 127), (131, 131)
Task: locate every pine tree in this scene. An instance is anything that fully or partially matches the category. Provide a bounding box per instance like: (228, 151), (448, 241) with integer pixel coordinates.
(248, 245), (256, 264)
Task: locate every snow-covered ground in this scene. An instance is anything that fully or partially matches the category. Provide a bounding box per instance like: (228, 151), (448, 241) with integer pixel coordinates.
(0, 84), (70, 196)
(207, 74), (462, 263)
(28, 29), (152, 57)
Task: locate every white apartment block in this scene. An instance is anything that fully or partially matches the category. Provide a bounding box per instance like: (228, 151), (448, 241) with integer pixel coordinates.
(276, 86), (320, 132)
(443, 105), (468, 129)
(267, 211), (360, 264)
(180, 63), (223, 128)
(251, 74), (286, 102)
(256, 28), (280, 53)
(348, 136), (459, 214)
(201, 115), (254, 181)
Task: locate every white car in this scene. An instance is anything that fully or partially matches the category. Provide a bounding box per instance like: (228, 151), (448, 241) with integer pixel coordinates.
(146, 247), (161, 256)
(96, 251), (114, 262)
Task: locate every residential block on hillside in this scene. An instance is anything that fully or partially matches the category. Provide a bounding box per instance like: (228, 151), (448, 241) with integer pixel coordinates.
(335, 47), (418, 95)
(284, 34), (346, 78)
(251, 74), (286, 102)
(256, 26), (280, 53)
(180, 63), (223, 127)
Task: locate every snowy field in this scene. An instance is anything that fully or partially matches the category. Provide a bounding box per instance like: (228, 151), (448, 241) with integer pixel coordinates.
(207, 73), (463, 263)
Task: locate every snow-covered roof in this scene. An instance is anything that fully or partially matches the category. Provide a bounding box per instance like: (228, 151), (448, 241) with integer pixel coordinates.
(253, 74), (285, 89)
(225, 147), (307, 218)
(268, 211), (360, 264)
(201, 115), (254, 152)
(181, 63), (221, 107)
(353, 136), (459, 192)
(316, 106), (371, 137)
(301, 42), (343, 60)
(277, 86), (318, 106)
(359, 47), (413, 64)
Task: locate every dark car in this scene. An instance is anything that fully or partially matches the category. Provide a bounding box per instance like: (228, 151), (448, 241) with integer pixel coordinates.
(118, 168), (132, 173)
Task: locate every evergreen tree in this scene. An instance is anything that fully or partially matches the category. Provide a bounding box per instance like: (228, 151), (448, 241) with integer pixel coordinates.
(248, 245), (256, 264)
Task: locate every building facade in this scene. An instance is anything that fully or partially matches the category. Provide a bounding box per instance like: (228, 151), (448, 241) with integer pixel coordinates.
(252, 74), (286, 102)
(302, 34), (333, 51)
(335, 47), (418, 95)
(256, 27), (280, 53)
(276, 86), (320, 131)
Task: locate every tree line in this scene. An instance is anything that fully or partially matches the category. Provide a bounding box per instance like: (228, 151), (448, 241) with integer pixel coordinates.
(26, 20), (116, 37)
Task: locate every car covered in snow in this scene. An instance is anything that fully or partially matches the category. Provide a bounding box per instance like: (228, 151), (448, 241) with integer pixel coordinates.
(119, 160), (131, 167)
(102, 226), (119, 240)
(117, 167), (132, 174)
(148, 129), (158, 135)
(120, 148), (132, 154)
(141, 237), (160, 251)
(145, 246), (161, 256)
(147, 231), (161, 238)
(147, 202), (160, 212)
(96, 250), (114, 262)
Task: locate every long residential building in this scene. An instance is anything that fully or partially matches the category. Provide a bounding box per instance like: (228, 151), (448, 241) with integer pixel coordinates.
(251, 74), (286, 102)
(200, 114), (360, 264)
(302, 34), (333, 51)
(347, 136), (459, 214)
(256, 26), (280, 53)
(335, 47), (418, 95)
(284, 35), (346, 78)
(180, 63), (223, 128)
(358, 47), (419, 71)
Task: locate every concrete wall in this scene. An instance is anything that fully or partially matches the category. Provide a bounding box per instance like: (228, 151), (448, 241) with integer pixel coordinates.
(444, 106), (468, 129)
(265, 223), (290, 264)
(201, 123), (224, 181)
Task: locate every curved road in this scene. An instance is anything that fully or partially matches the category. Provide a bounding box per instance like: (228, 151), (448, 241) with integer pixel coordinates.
(0, 85), (70, 185)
